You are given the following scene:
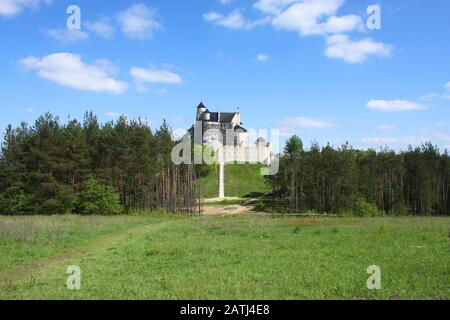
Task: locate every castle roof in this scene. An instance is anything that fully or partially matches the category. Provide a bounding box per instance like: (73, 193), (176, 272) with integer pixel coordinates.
(205, 112), (237, 123)
(234, 124), (247, 133)
(197, 102), (206, 109)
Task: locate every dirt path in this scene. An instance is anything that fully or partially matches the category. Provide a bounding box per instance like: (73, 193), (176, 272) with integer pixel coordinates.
(201, 193), (268, 216)
(202, 200), (257, 215)
(0, 222), (162, 287)
(202, 204), (253, 215)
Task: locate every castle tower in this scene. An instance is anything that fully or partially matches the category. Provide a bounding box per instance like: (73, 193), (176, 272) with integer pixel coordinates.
(196, 102), (207, 121)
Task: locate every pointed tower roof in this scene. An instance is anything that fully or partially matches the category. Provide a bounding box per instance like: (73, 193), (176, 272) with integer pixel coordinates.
(197, 102), (206, 109)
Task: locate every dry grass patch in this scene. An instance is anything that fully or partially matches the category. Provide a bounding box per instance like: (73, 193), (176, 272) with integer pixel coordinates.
(285, 218), (323, 228)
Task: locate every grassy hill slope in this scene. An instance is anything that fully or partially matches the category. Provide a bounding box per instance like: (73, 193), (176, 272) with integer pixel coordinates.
(201, 164), (269, 198)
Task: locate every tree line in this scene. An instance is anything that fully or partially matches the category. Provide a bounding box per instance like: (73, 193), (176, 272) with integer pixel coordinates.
(0, 112), (204, 215)
(2, 112), (449, 216)
(265, 136), (450, 216)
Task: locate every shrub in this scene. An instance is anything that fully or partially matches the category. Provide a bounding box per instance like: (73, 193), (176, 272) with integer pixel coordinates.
(350, 197), (383, 217)
(0, 187), (37, 215)
(72, 179), (123, 215)
(41, 198), (64, 215)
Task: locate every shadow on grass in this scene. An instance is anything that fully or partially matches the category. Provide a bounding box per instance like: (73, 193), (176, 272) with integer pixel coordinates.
(243, 192), (265, 199)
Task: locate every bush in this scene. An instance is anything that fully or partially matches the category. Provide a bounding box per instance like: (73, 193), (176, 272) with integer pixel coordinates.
(0, 187), (37, 215)
(72, 179), (123, 215)
(41, 198), (64, 215)
(350, 197), (383, 217)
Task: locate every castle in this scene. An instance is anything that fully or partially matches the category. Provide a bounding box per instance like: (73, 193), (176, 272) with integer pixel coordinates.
(190, 102), (272, 164)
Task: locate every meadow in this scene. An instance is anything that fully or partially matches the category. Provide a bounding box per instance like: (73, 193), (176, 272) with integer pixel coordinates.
(0, 214), (448, 300)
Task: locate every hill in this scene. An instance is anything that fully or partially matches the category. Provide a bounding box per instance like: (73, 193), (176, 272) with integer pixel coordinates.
(200, 163), (269, 198)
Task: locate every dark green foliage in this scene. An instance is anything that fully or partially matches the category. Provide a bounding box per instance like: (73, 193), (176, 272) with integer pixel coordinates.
(72, 179), (122, 215)
(0, 187), (36, 215)
(348, 197), (383, 217)
(266, 138), (450, 216)
(0, 112), (200, 215)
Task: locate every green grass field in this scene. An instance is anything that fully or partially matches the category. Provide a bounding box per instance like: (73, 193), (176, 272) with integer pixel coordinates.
(0, 214), (448, 300)
(201, 164), (270, 198)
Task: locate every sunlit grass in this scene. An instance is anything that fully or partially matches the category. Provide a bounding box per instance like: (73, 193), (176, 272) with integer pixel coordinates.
(201, 164), (269, 198)
(0, 215), (448, 299)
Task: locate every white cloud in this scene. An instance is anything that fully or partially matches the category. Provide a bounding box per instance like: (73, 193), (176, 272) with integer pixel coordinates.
(367, 100), (427, 112)
(256, 53), (270, 62)
(93, 58), (119, 75)
(0, 0), (52, 17)
(117, 3), (161, 40)
(399, 137), (430, 146)
(279, 116), (335, 137)
(323, 14), (363, 33)
(377, 125), (396, 132)
(203, 11), (245, 30)
(206, 0), (392, 63)
(26, 107), (33, 113)
(105, 112), (120, 117)
(362, 136), (429, 146)
(0, 0), (21, 16)
(271, 0), (362, 36)
(254, 0), (298, 14)
(203, 10), (269, 30)
(325, 34), (392, 63)
(19, 52), (128, 94)
(280, 116), (335, 129)
(418, 93), (439, 102)
(130, 66), (182, 92)
(362, 137), (397, 144)
(45, 28), (89, 44)
(436, 133), (450, 142)
(85, 18), (115, 38)
(130, 67), (183, 84)
(419, 83), (450, 101)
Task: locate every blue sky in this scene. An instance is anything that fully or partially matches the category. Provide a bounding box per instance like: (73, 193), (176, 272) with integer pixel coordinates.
(0, 0), (449, 151)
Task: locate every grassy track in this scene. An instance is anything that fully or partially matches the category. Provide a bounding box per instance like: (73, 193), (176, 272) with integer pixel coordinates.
(0, 215), (449, 299)
(0, 215), (175, 273)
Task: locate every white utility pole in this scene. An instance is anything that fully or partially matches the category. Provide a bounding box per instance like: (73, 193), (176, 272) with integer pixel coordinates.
(219, 162), (225, 199)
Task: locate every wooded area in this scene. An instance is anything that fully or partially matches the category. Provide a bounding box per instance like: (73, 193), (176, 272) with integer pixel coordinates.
(266, 136), (450, 216)
(0, 112), (202, 215)
(1, 113), (449, 216)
